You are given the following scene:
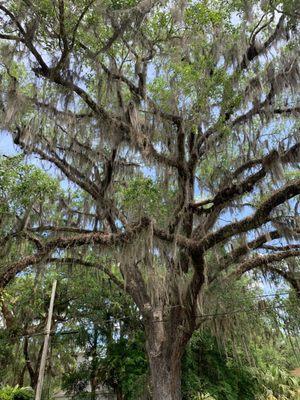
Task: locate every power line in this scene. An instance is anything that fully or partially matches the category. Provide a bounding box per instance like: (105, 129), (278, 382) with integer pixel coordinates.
(165, 291), (291, 310)
(20, 330), (79, 338)
(14, 297), (299, 339)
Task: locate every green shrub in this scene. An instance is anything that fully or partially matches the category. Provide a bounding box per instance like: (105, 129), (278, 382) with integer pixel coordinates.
(0, 386), (34, 400)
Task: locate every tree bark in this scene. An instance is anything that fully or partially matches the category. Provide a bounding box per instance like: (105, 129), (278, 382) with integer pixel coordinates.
(116, 387), (123, 400)
(23, 335), (38, 389)
(90, 379), (97, 400)
(18, 365), (26, 387)
(90, 327), (98, 400)
(145, 311), (188, 400)
(148, 351), (182, 400)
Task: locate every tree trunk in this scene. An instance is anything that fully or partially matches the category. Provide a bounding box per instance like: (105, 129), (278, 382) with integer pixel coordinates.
(90, 326), (98, 400)
(23, 335), (38, 389)
(18, 365), (26, 387)
(149, 352), (182, 400)
(145, 311), (188, 400)
(90, 380), (97, 400)
(116, 387), (123, 400)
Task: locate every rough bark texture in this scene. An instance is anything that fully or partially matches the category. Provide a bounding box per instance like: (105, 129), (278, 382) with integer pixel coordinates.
(149, 353), (182, 400)
(145, 311), (191, 400)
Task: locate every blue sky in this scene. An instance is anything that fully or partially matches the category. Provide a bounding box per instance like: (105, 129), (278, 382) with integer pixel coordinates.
(0, 131), (17, 156)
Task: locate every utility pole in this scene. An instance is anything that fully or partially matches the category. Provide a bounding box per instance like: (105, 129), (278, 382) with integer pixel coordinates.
(35, 280), (57, 400)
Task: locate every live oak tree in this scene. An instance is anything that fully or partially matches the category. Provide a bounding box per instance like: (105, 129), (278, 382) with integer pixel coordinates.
(0, 1), (300, 399)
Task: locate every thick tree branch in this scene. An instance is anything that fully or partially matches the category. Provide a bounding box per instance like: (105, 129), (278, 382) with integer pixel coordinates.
(239, 15), (285, 70)
(197, 178), (300, 249)
(232, 250), (300, 281)
(0, 218), (150, 288)
(262, 244), (300, 251)
(192, 143), (300, 218)
(0, 251), (50, 289)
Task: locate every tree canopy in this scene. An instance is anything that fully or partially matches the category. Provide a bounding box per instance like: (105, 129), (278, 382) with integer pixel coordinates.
(0, 1), (299, 399)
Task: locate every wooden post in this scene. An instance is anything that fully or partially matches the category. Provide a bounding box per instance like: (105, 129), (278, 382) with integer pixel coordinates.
(35, 280), (57, 400)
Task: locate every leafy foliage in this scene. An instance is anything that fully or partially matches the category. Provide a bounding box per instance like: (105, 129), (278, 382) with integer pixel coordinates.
(0, 387), (33, 400)
(182, 331), (259, 400)
(0, 155), (59, 221)
(0, 0), (299, 398)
